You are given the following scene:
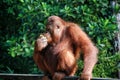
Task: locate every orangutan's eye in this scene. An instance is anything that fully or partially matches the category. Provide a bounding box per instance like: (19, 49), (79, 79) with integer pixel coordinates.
(57, 25), (60, 29)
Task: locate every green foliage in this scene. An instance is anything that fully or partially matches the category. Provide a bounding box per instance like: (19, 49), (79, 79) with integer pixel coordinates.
(93, 53), (120, 78)
(0, 0), (120, 78)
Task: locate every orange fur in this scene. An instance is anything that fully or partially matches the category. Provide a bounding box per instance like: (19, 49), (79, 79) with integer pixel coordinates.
(33, 16), (98, 80)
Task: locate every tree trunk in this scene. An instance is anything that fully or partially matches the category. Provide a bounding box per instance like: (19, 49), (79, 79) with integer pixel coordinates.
(116, 13), (120, 52)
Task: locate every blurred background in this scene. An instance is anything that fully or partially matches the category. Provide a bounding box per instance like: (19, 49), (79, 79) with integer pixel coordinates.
(0, 0), (120, 79)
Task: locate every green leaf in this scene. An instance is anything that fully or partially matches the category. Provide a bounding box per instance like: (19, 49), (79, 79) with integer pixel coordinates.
(19, 0), (24, 3)
(11, 52), (16, 57)
(25, 48), (30, 53)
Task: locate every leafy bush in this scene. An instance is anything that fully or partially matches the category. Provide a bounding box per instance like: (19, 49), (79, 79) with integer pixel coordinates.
(0, 0), (120, 78)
